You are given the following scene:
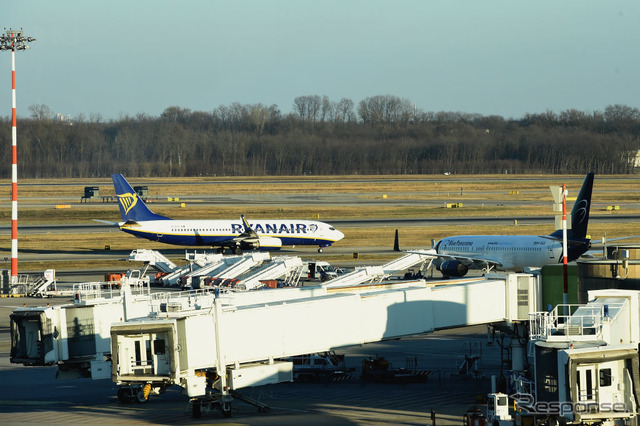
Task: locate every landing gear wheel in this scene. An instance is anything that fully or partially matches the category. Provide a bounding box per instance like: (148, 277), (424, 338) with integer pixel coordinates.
(318, 248), (323, 253)
(233, 247), (242, 255)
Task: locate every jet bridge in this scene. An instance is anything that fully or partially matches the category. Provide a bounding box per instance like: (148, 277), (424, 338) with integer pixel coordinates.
(110, 272), (539, 415)
(518, 289), (640, 425)
(9, 281), (154, 379)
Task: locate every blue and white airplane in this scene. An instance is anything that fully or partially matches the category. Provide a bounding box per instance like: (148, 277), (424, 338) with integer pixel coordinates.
(111, 174), (344, 253)
(426, 172), (595, 277)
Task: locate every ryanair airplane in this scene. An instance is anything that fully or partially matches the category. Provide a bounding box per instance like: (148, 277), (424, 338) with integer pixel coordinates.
(111, 174), (344, 253)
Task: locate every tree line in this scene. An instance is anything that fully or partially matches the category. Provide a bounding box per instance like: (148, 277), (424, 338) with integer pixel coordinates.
(0, 96), (638, 178)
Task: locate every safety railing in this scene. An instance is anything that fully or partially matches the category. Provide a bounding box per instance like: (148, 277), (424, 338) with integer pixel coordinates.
(529, 301), (627, 342)
(72, 280), (151, 303)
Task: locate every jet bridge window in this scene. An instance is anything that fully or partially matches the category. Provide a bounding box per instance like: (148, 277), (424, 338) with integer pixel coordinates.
(153, 339), (165, 355)
(577, 367), (595, 401)
(133, 340), (153, 366)
(600, 368), (612, 387)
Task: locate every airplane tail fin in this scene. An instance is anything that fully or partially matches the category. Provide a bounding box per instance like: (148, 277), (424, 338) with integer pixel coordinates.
(568, 172), (594, 240)
(112, 174), (170, 222)
(393, 229), (400, 252)
(550, 172), (594, 240)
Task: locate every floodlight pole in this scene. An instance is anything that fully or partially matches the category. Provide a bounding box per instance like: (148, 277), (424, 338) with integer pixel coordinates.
(1, 29), (35, 283)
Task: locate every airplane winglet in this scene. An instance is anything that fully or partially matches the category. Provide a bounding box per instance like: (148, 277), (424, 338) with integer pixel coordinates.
(238, 215), (258, 239)
(241, 214), (252, 232)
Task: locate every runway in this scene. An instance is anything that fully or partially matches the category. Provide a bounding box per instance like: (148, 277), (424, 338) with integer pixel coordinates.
(1, 213), (639, 235)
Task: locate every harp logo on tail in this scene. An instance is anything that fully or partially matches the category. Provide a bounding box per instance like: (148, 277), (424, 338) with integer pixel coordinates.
(117, 192), (138, 215)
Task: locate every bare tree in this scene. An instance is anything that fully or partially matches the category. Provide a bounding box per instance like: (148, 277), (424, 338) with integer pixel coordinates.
(28, 104), (52, 121)
(335, 98), (355, 123)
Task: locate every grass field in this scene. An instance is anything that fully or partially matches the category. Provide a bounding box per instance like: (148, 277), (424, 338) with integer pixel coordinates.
(0, 174), (638, 271)
(11, 173), (640, 200)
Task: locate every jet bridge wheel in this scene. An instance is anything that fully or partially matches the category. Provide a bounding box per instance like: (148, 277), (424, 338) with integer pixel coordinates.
(191, 399), (202, 419)
(220, 402), (232, 418)
(136, 386), (150, 403)
(116, 387), (134, 404)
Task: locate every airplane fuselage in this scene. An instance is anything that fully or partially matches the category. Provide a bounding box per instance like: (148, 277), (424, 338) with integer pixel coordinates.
(436, 235), (564, 271)
(120, 218), (343, 248)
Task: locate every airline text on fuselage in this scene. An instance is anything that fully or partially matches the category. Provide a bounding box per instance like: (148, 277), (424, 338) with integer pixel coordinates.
(233, 223), (314, 234)
(445, 240), (473, 246)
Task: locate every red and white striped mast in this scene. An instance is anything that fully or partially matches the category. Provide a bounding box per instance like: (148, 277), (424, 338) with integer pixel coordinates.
(562, 183), (568, 313)
(1, 29), (35, 283)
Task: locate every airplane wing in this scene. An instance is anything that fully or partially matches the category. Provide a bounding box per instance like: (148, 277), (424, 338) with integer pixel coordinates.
(431, 252), (502, 277)
(589, 235), (640, 250)
(437, 254), (503, 271)
(598, 235), (640, 243)
(93, 219), (120, 226)
(407, 249), (503, 271)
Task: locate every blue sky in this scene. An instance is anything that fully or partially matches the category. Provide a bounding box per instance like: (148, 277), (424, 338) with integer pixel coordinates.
(4, 0), (640, 120)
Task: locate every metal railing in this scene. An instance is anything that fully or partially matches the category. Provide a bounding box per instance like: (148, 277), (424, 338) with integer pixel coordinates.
(72, 280), (151, 303)
(149, 287), (219, 314)
(529, 301), (627, 342)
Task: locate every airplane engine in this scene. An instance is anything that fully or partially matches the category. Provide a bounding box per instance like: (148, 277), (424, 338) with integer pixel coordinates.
(439, 260), (469, 278)
(239, 237), (282, 251)
(257, 236), (282, 250)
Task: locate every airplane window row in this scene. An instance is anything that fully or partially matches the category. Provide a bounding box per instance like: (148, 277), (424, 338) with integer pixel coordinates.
(171, 228), (231, 232)
(486, 246), (542, 252)
(447, 246), (543, 252)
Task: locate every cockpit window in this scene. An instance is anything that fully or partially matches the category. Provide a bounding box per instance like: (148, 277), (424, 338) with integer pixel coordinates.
(329, 227), (335, 230)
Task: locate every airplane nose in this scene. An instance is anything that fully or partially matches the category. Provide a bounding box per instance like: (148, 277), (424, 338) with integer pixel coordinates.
(336, 229), (345, 241)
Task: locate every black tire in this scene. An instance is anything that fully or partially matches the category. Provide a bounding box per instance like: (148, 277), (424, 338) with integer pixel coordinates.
(117, 387), (132, 404)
